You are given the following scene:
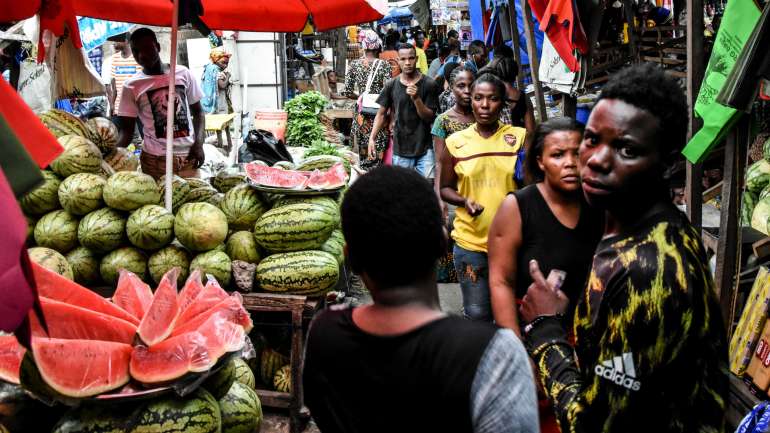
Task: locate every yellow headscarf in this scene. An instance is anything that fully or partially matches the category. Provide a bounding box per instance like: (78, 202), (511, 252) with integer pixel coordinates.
(210, 47), (231, 63)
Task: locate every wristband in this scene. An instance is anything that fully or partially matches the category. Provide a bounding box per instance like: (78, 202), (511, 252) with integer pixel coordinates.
(523, 314), (561, 335)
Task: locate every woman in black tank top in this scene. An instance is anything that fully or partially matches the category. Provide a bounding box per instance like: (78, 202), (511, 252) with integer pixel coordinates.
(488, 118), (604, 334)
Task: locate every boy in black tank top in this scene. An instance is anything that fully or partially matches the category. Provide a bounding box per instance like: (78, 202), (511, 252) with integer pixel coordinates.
(303, 166), (539, 433)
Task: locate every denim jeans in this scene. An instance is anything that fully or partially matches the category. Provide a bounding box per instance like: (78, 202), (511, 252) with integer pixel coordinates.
(453, 245), (493, 322)
(392, 148), (435, 179)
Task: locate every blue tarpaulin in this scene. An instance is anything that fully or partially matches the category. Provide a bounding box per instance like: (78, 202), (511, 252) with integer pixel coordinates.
(378, 7), (413, 25)
(78, 17), (133, 53)
(470, 0), (543, 65)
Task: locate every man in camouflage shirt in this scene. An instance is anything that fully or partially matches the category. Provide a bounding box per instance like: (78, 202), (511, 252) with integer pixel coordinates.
(520, 64), (729, 433)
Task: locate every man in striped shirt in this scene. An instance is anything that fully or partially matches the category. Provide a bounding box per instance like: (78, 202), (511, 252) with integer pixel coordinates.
(102, 33), (141, 117)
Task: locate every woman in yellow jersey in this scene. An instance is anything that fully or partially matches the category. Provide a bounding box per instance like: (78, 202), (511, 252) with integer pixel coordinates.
(440, 73), (527, 322)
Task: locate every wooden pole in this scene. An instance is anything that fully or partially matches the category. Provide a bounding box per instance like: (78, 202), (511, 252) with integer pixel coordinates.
(621, 0), (639, 60)
(520, 0), (547, 121)
(506, 0), (526, 91)
(686, 0), (705, 228)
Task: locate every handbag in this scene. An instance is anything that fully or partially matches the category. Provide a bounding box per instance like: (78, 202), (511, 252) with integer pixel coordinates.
(358, 60), (383, 116)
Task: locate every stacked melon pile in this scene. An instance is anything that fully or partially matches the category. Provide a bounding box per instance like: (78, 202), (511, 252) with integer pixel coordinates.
(0, 263), (262, 433)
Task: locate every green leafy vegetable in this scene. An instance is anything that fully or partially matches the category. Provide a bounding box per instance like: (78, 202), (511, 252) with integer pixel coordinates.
(285, 91), (329, 147)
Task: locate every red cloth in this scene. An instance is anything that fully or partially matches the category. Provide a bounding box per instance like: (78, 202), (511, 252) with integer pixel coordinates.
(529, 0), (588, 72)
(0, 79), (63, 168)
(38, 0), (83, 62)
(0, 169), (37, 333)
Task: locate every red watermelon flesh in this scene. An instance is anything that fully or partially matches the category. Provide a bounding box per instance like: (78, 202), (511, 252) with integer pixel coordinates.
(175, 280), (229, 325)
(178, 269), (205, 314)
(198, 316), (246, 363)
(31, 337), (132, 397)
(0, 335), (25, 384)
(129, 331), (212, 384)
(31, 262), (139, 325)
(137, 268), (180, 346)
(113, 270), (154, 321)
(30, 297), (137, 344)
(170, 294), (253, 337)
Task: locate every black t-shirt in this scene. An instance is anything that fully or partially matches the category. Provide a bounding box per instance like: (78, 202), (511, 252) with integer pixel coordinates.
(376, 75), (440, 158)
(303, 308), (497, 433)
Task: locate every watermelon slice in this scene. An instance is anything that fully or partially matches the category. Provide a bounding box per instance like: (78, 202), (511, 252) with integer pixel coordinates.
(245, 163), (309, 189)
(198, 316), (246, 363)
(31, 262), (139, 325)
(31, 337), (132, 397)
(170, 294), (253, 337)
(129, 331), (212, 384)
(0, 335), (25, 384)
(175, 279), (229, 325)
(31, 297), (137, 344)
(137, 268), (180, 346)
(178, 269), (205, 314)
(113, 270), (154, 321)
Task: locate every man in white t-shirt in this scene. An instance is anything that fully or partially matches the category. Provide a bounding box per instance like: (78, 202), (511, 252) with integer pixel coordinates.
(115, 28), (205, 179)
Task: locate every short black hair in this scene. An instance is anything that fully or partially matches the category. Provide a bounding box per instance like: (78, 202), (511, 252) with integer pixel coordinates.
(384, 31), (400, 49)
(449, 65), (475, 86)
(525, 117), (584, 183)
(396, 43), (416, 55)
(448, 40), (461, 53)
(443, 61), (461, 82)
(341, 166), (445, 289)
(447, 30), (459, 39)
(439, 44), (452, 58)
(598, 63), (688, 154)
(468, 40), (487, 55)
(493, 44), (514, 59)
(471, 72), (506, 99)
(479, 57), (518, 82)
(129, 27), (158, 46)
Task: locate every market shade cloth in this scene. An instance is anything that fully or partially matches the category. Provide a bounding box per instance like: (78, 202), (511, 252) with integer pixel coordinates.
(0, 0), (387, 32)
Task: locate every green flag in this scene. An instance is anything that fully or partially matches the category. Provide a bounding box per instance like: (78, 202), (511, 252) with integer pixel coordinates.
(682, 0), (761, 163)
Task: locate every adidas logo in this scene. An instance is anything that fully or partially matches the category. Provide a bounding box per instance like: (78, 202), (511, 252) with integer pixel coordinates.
(594, 352), (641, 391)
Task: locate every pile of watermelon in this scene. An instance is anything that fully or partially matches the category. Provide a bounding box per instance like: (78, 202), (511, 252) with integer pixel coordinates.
(0, 263), (262, 433)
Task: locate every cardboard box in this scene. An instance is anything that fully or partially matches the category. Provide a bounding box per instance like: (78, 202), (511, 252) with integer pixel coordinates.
(730, 266), (770, 375)
(749, 320), (770, 390)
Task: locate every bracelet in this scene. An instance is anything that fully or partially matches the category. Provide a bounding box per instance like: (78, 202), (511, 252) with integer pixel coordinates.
(523, 314), (561, 335)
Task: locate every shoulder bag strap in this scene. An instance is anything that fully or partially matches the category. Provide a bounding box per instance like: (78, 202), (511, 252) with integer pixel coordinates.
(364, 59), (382, 94)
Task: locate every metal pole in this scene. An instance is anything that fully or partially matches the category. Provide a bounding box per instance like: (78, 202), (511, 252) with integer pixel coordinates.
(520, 0), (547, 121)
(685, 0), (705, 228)
(164, 0), (180, 211)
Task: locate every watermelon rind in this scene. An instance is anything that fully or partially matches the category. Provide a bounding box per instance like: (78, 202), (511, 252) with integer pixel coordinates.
(100, 246), (148, 285)
(219, 382), (262, 433)
(78, 208), (127, 254)
(127, 205), (175, 250)
(185, 177), (211, 189)
(225, 231), (261, 264)
(28, 247), (73, 280)
(103, 171), (161, 211)
(175, 202), (229, 252)
(253, 203), (337, 253)
(320, 229), (345, 265)
(39, 109), (89, 138)
(256, 250), (339, 296)
(202, 359), (236, 400)
(232, 357), (255, 390)
(19, 170), (61, 216)
(191, 250), (232, 287)
(148, 245), (191, 284)
(746, 160), (770, 194)
(33, 210), (79, 254)
(273, 364), (291, 393)
(158, 175), (192, 213)
(65, 246), (101, 286)
(219, 184), (267, 231)
(85, 117), (118, 155)
(259, 348), (287, 387)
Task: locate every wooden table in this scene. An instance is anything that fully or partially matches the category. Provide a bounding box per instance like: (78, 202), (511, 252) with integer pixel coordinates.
(323, 109), (353, 120)
(205, 113), (237, 153)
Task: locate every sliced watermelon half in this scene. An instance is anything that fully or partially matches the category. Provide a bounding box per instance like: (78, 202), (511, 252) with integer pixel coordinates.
(0, 335), (26, 385)
(112, 270), (154, 321)
(170, 294), (253, 337)
(31, 337), (132, 398)
(198, 316), (246, 364)
(31, 262), (139, 325)
(137, 268), (180, 346)
(175, 279), (229, 325)
(31, 297), (137, 344)
(178, 269), (205, 314)
(129, 331), (212, 384)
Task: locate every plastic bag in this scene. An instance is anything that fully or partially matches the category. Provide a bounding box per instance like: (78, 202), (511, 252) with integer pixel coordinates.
(17, 58), (52, 114)
(238, 129), (294, 166)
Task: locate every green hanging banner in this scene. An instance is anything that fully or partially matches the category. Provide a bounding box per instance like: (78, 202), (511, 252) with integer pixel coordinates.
(682, 0), (761, 163)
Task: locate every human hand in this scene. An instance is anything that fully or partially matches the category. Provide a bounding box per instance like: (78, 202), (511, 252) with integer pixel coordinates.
(406, 84), (419, 100)
(367, 138), (377, 160)
(442, 202), (449, 223)
(520, 260), (569, 323)
(464, 198), (484, 216)
(187, 144), (205, 168)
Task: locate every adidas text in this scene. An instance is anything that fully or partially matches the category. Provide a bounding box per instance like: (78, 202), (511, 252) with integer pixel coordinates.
(594, 353), (641, 391)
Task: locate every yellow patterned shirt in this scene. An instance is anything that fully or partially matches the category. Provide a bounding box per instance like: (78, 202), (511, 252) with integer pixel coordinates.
(527, 205), (729, 433)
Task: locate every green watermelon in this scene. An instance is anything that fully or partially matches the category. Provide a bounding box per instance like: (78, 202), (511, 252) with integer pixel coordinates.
(272, 195), (338, 212)
(19, 171), (61, 216)
(296, 155), (349, 173)
(743, 191), (758, 227)
(103, 171), (160, 211)
(747, 160), (770, 194)
(260, 348), (288, 386)
(175, 202), (229, 252)
(100, 247), (148, 285)
(78, 208), (126, 253)
(28, 247), (73, 280)
(190, 250), (232, 286)
(202, 360), (236, 399)
(104, 148), (139, 172)
(34, 210), (79, 253)
(219, 184), (267, 231)
(52, 388), (220, 433)
(272, 161), (295, 170)
(65, 246), (101, 285)
(256, 250), (339, 296)
(148, 245), (191, 284)
(158, 175), (192, 213)
(232, 357), (255, 389)
(253, 203), (337, 253)
(320, 229), (345, 264)
(273, 365), (291, 393)
(126, 205), (175, 250)
(185, 178), (211, 189)
(39, 109), (89, 138)
(25, 214), (37, 243)
(219, 382), (262, 433)
(212, 173), (246, 193)
(225, 231), (261, 264)
(85, 117), (118, 155)
(186, 186), (219, 203)
(58, 173), (106, 216)
(50, 135), (103, 178)
(207, 193), (224, 208)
